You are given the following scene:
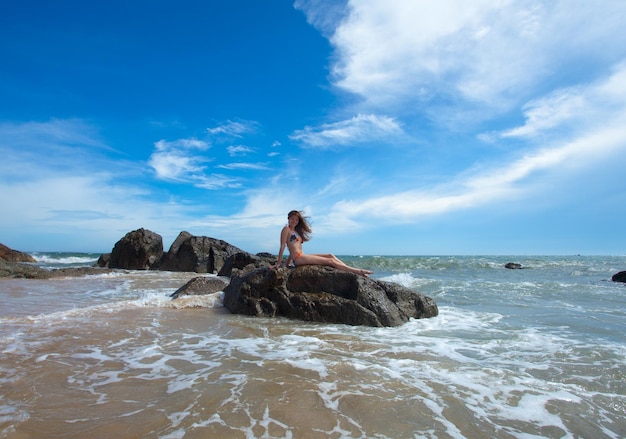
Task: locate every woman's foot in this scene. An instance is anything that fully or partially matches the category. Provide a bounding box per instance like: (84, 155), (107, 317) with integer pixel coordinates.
(359, 269), (373, 277)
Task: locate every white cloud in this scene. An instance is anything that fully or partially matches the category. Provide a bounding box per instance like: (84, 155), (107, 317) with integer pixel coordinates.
(217, 162), (269, 171)
(194, 174), (242, 190)
(148, 139), (210, 181)
(289, 113), (404, 148)
(501, 62), (626, 138)
(207, 120), (259, 138)
(227, 145), (254, 156)
(298, 0), (626, 118)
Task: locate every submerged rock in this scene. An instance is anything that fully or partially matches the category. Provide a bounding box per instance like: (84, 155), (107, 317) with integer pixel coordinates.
(222, 265), (438, 327)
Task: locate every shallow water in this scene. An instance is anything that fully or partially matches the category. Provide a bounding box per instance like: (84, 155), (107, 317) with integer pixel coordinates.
(1, 255), (625, 438)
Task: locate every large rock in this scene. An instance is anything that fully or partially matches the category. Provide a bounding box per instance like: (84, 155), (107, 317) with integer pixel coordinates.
(109, 228), (163, 270)
(223, 265), (438, 327)
(0, 243), (36, 263)
(159, 233), (246, 273)
(612, 271), (626, 283)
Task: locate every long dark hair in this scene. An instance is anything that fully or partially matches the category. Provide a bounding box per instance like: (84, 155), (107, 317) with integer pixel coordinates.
(288, 210), (311, 242)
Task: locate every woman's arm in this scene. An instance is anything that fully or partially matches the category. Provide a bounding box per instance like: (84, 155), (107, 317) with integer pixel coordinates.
(273, 226), (290, 268)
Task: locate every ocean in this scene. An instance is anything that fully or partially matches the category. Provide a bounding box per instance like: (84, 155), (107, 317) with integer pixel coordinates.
(0, 253), (624, 438)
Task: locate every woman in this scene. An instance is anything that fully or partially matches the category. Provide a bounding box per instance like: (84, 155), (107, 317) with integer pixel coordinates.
(273, 210), (373, 277)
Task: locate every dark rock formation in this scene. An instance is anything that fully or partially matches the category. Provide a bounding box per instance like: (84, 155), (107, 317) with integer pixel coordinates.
(505, 262), (523, 269)
(223, 265), (438, 327)
(217, 252), (275, 277)
(170, 276), (229, 299)
(158, 231), (193, 271)
(159, 233), (246, 273)
(96, 253), (110, 268)
(612, 271), (626, 283)
(0, 260), (111, 279)
(0, 243), (36, 263)
(109, 228), (163, 270)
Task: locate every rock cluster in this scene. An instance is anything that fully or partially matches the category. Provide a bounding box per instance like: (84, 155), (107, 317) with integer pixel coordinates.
(1, 230), (440, 327)
(95, 228), (438, 326)
(99, 228), (262, 274)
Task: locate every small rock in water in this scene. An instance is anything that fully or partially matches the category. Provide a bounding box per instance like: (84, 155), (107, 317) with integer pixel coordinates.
(504, 262), (523, 269)
(611, 270), (626, 283)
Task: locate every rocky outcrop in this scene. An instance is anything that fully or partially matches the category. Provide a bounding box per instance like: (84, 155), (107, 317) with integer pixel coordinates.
(505, 262), (523, 269)
(109, 228), (164, 270)
(0, 243), (36, 263)
(222, 265), (438, 327)
(612, 271), (626, 283)
(0, 259), (111, 279)
(170, 276), (229, 299)
(159, 232), (246, 273)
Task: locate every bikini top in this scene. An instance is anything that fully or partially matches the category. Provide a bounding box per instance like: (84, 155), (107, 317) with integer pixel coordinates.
(289, 229), (302, 243)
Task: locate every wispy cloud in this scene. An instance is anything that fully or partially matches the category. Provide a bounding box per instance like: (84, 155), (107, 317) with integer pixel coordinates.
(328, 116), (626, 225)
(148, 139), (211, 181)
(500, 62), (626, 139)
(227, 145), (254, 156)
(207, 120), (259, 138)
(194, 174), (242, 190)
(0, 119), (113, 179)
(289, 113), (404, 148)
(217, 162), (269, 171)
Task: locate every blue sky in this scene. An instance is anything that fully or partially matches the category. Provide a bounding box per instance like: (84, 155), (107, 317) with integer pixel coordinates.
(1, 0), (625, 255)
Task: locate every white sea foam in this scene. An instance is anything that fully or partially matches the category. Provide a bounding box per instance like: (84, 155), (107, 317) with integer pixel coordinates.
(30, 253), (99, 265)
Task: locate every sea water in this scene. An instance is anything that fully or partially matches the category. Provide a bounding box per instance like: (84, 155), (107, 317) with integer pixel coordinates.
(0, 254), (624, 438)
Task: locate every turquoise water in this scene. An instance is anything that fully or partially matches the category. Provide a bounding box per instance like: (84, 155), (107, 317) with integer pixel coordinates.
(1, 254), (624, 438)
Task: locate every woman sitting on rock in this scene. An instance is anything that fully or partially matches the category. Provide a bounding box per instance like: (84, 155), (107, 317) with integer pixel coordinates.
(273, 210), (373, 277)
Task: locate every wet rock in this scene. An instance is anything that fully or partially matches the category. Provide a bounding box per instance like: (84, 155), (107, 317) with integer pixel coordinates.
(612, 271), (626, 283)
(223, 265), (438, 327)
(0, 260), (111, 279)
(170, 276), (229, 299)
(96, 253), (110, 268)
(505, 262), (523, 269)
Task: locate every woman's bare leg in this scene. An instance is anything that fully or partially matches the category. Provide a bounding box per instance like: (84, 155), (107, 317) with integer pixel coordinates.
(295, 253), (373, 276)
